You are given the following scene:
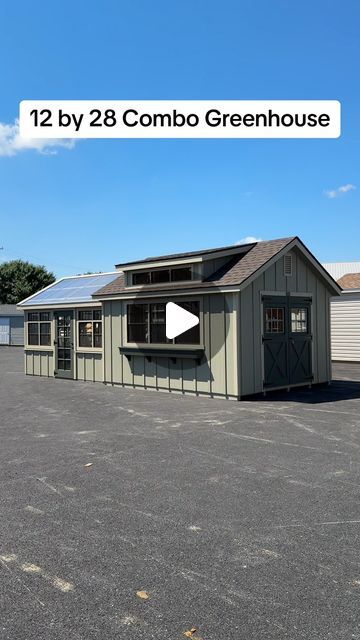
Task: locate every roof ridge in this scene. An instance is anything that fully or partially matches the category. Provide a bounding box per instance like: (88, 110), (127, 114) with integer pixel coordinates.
(55, 271), (119, 281)
(114, 236), (297, 269)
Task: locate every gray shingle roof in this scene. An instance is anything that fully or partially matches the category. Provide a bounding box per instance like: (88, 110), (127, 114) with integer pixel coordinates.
(94, 237), (295, 297)
(208, 237), (294, 286)
(0, 305), (24, 315)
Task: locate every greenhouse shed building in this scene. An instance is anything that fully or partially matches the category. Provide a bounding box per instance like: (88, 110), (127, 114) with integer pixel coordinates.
(18, 237), (341, 399)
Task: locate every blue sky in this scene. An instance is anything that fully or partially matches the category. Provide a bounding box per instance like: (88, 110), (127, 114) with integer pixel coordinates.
(0, 0), (358, 277)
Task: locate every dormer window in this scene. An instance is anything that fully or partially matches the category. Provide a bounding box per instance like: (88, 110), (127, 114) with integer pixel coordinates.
(132, 265), (193, 286)
(171, 267), (193, 282)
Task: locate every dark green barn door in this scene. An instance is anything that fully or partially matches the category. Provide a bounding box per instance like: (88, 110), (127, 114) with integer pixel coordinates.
(263, 296), (289, 388)
(54, 311), (74, 379)
(263, 296), (312, 389)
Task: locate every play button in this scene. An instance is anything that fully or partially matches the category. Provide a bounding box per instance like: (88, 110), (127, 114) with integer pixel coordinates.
(166, 302), (200, 340)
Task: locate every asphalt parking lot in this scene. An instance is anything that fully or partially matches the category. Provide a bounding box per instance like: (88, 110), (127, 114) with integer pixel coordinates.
(1, 347), (360, 640)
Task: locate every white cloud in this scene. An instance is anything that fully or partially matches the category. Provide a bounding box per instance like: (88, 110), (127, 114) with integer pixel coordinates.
(236, 236), (262, 245)
(0, 120), (75, 157)
(338, 184), (356, 193)
(324, 184), (356, 199)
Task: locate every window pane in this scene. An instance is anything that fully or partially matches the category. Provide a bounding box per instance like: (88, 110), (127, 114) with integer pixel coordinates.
(94, 321), (102, 334)
(79, 322), (93, 348)
(58, 337), (71, 348)
(175, 324), (200, 344)
(265, 308), (285, 333)
(150, 324), (167, 343)
(40, 322), (51, 346)
(171, 267), (192, 282)
(149, 303), (166, 343)
(79, 334), (92, 348)
(94, 334), (102, 348)
(40, 312), (50, 321)
(150, 303), (165, 323)
(180, 301), (199, 315)
(28, 322), (38, 334)
(93, 321), (102, 348)
(58, 327), (71, 338)
(79, 310), (93, 321)
(57, 359), (65, 370)
(58, 350), (71, 362)
(28, 313), (39, 321)
(133, 271), (150, 285)
(128, 304), (148, 324)
(127, 304), (148, 343)
(151, 269), (170, 284)
(175, 301), (200, 344)
(28, 323), (39, 345)
(128, 324), (147, 342)
(291, 308), (308, 333)
(93, 310), (102, 320)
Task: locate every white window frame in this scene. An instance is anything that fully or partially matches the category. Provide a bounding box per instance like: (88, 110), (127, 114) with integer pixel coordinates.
(26, 312), (52, 349)
(125, 297), (203, 347)
(77, 308), (103, 351)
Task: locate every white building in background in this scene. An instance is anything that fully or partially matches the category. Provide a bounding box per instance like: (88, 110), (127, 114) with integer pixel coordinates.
(323, 262), (360, 363)
(323, 262), (360, 281)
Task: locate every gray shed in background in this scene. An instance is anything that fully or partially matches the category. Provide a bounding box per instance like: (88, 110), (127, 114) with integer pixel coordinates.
(0, 305), (24, 346)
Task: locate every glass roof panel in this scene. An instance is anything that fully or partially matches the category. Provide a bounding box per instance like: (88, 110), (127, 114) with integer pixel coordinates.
(21, 273), (118, 306)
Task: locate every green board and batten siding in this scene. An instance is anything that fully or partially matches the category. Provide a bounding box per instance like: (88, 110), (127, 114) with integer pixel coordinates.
(76, 353), (103, 382)
(25, 349), (54, 377)
(25, 348), (103, 382)
(239, 248), (332, 396)
(102, 294), (239, 398)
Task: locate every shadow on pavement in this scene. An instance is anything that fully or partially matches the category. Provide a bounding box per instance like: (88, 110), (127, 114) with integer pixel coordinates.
(248, 380), (360, 404)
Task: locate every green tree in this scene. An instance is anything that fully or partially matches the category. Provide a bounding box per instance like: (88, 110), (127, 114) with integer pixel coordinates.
(0, 260), (56, 304)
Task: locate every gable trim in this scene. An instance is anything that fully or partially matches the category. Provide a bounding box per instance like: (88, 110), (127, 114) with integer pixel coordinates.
(238, 237), (341, 296)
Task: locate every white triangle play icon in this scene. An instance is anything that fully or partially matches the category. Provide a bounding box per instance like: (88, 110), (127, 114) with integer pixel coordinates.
(166, 302), (200, 339)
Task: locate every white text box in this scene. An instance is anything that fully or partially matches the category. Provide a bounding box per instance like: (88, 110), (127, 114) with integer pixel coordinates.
(19, 100), (341, 139)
